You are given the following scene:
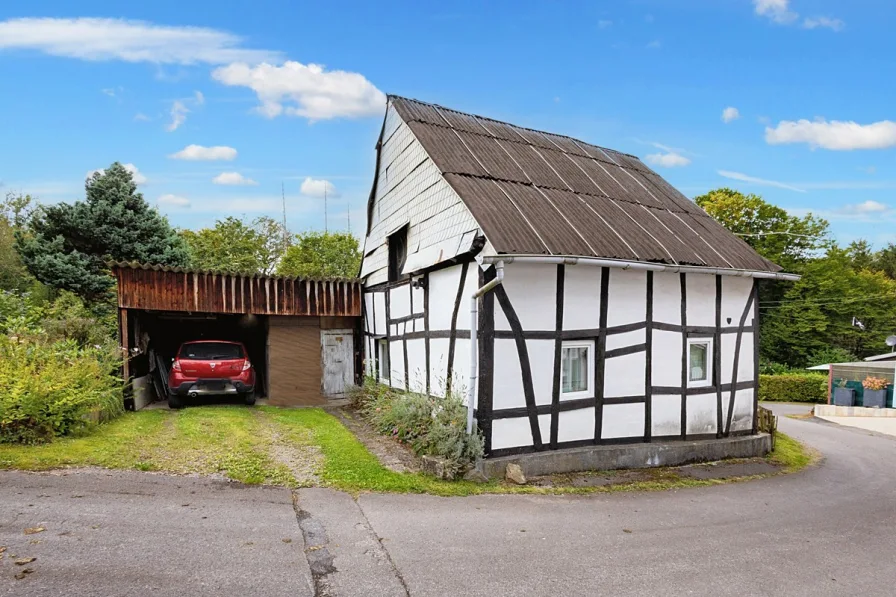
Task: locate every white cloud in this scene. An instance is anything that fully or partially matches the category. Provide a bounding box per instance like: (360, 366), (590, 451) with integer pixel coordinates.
(300, 177), (339, 198)
(86, 163), (147, 185)
(803, 16), (845, 31)
(158, 193), (190, 207)
(0, 17), (279, 64)
(166, 100), (189, 132)
(753, 0), (798, 24)
(722, 106), (740, 123)
(168, 144), (237, 161)
(194, 90), (205, 105)
(838, 200), (889, 215)
(752, 1), (844, 30)
(598, 20), (613, 29)
(211, 61), (386, 120)
(765, 119), (896, 150)
(134, 112), (150, 122)
(717, 170), (806, 192)
(645, 152), (691, 168)
(212, 171), (258, 186)
(102, 88), (117, 97)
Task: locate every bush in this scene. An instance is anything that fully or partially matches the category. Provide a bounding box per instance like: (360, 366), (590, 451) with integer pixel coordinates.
(0, 336), (125, 443)
(353, 377), (484, 477)
(758, 374), (828, 403)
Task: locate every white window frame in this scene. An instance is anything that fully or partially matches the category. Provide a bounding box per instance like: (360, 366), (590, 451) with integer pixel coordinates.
(560, 339), (595, 399)
(687, 337), (713, 388)
(378, 338), (390, 383)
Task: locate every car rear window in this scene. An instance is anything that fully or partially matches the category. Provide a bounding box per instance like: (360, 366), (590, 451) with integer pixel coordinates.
(180, 342), (244, 360)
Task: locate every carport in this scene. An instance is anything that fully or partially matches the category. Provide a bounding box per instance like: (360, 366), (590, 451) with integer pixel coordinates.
(112, 263), (362, 408)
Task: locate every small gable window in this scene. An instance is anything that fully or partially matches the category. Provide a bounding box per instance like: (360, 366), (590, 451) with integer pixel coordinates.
(561, 340), (594, 399)
(688, 338), (713, 387)
(388, 225), (409, 283)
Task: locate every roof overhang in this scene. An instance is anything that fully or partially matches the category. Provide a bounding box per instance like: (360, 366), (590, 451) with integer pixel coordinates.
(479, 254), (800, 281)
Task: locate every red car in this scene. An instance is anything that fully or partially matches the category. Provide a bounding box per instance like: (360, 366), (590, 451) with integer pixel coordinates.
(167, 340), (256, 409)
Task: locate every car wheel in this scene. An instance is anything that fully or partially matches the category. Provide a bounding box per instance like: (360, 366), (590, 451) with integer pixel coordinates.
(244, 391), (256, 406)
(168, 393), (185, 410)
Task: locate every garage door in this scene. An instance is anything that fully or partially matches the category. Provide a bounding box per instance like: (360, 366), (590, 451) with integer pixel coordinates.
(267, 317), (327, 406)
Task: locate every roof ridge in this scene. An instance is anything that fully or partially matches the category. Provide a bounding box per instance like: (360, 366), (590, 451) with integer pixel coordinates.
(387, 95), (643, 161)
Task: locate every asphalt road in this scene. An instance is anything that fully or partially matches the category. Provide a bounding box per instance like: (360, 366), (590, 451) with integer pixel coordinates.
(3, 404), (896, 596)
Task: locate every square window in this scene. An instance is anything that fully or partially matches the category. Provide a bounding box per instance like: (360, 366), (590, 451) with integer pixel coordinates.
(561, 340), (595, 399)
(688, 339), (712, 387)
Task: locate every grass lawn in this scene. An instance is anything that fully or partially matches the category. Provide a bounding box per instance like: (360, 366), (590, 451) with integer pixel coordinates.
(0, 407), (814, 496)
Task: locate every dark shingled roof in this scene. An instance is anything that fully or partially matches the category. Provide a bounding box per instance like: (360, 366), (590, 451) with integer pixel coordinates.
(389, 96), (781, 273)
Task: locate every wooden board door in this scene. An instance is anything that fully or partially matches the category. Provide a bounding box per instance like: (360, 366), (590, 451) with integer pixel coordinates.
(267, 318), (326, 406)
(321, 330), (354, 396)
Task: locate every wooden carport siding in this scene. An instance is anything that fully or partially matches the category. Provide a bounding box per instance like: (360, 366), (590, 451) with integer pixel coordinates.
(112, 264), (361, 316)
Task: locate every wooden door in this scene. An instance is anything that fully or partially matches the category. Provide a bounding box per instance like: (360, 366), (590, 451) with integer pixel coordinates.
(321, 330), (354, 396)
(267, 318), (326, 406)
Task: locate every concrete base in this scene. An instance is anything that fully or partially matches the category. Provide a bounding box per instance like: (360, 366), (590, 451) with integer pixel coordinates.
(477, 434), (772, 479)
(815, 404), (896, 417)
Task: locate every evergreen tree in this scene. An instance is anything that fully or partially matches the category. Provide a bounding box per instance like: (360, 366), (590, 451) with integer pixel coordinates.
(16, 162), (188, 300)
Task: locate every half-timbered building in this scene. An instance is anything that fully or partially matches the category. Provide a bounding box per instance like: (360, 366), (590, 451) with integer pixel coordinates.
(360, 96), (797, 458)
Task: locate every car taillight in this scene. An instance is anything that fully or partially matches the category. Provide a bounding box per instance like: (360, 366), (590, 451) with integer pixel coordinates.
(242, 360), (252, 371)
(172, 360), (182, 372)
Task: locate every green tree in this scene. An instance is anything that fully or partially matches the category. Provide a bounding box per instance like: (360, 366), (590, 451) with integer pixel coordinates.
(16, 163), (188, 300)
(873, 243), (896, 279)
(761, 247), (896, 366)
(847, 240), (876, 271)
(694, 188), (830, 271)
(278, 231), (360, 278)
(182, 216), (287, 275)
(0, 193), (34, 291)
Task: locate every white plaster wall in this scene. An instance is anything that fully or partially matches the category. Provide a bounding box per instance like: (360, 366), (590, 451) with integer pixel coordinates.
(491, 415), (551, 451)
(652, 330), (682, 387)
(373, 292), (386, 336)
(563, 266), (602, 330)
(428, 338), (450, 398)
(411, 278), (425, 314)
(427, 266), (463, 331)
(602, 403), (646, 439)
(452, 337), (472, 398)
(558, 408), (595, 442)
(389, 284), (411, 321)
(686, 393), (718, 435)
(361, 104), (481, 286)
(388, 340), (406, 391)
(364, 292), (375, 333)
(686, 274), (716, 327)
(406, 338), (427, 393)
(651, 395), (681, 437)
(606, 328), (646, 351)
(721, 276), (754, 326)
(732, 389), (754, 432)
(721, 333), (755, 384)
(607, 269), (647, 327)
(496, 263), (556, 331)
(603, 352), (646, 398)
(653, 271), (681, 325)
(492, 339), (554, 409)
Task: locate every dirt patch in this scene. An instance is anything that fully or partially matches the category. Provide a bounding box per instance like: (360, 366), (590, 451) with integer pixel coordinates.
(254, 411), (323, 486)
(677, 460), (782, 480)
(334, 409), (422, 474)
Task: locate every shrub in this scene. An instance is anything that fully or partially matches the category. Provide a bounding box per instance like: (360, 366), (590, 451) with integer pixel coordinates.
(862, 376), (888, 390)
(759, 359), (796, 375)
(353, 377), (484, 477)
(0, 336), (125, 443)
(758, 374), (828, 403)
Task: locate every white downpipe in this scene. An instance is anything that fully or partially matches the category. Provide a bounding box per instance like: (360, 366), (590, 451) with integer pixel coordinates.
(467, 260), (505, 434)
(481, 255), (801, 281)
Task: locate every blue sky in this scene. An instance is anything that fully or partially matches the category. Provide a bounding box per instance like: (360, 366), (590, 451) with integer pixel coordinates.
(1, 0), (894, 246)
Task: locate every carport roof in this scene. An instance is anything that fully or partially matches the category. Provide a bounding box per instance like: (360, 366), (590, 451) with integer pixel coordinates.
(110, 261), (360, 283)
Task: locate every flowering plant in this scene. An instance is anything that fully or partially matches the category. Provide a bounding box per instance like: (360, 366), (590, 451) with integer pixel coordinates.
(862, 376), (889, 391)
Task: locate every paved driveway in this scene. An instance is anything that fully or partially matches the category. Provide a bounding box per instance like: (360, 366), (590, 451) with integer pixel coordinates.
(3, 409), (896, 596)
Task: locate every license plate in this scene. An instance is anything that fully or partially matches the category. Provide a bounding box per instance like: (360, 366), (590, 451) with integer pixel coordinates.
(203, 381), (226, 391)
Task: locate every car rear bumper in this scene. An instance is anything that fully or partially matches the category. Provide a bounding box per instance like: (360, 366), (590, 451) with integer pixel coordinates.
(169, 379), (254, 397)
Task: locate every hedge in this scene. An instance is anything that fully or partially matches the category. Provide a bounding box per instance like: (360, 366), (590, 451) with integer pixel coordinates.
(758, 374), (828, 403)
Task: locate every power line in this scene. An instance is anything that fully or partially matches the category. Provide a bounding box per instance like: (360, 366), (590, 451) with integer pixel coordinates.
(759, 293), (896, 307)
(734, 231), (827, 239)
